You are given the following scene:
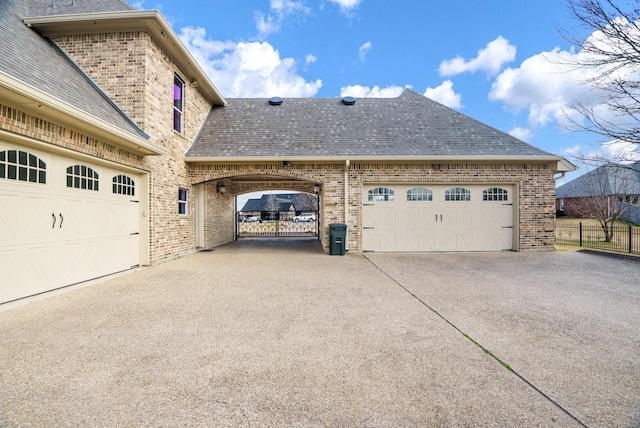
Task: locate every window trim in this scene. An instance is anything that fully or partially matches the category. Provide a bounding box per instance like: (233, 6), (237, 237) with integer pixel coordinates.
(407, 187), (433, 201)
(112, 174), (135, 196)
(445, 187), (471, 202)
(66, 164), (99, 191)
(0, 149), (46, 184)
(482, 187), (509, 202)
(368, 187), (395, 202)
(178, 188), (188, 215)
(173, 74), (185, 133)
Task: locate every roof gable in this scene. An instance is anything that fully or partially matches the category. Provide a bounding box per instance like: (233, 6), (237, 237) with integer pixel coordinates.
(188, 90), (559, 161)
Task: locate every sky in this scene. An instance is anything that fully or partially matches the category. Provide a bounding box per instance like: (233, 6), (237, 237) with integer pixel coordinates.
(134, 0), (640, 188)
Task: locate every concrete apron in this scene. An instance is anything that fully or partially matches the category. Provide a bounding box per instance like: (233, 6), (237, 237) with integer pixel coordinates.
(0, 240), (638, 427)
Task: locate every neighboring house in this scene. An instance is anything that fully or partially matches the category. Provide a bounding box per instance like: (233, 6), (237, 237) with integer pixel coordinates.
(239, 193), (318, 218)
(239, 196), (295, 221)
(1, 0), (574, 304)
(556, 162), (640, 220)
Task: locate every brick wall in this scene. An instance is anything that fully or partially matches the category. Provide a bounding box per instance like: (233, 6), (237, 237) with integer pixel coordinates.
(51, 31), (213, 264)
(191, 161), (557, 253)
(5, 30), (558, 260)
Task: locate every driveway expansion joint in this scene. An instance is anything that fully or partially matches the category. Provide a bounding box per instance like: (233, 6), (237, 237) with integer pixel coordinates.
(363, 254), (589, 428)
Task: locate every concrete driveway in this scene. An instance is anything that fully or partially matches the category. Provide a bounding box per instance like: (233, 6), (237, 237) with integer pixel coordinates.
(0, 240), (638, 427)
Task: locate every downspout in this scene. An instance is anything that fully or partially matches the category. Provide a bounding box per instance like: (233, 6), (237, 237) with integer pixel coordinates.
(345, 159), (350, 251)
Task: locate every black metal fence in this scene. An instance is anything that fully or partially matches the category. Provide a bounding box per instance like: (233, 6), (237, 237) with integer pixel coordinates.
(237, 211), (318, 238)
(556, 222), (640, 255)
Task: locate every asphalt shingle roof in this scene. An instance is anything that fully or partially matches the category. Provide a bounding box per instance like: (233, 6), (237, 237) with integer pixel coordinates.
(0, 0), (146, 139)
(556, 162), (640, 198)
(240, 194), (317, 212)
(188, 90), (556, 159)
(25, 0), (134, 16)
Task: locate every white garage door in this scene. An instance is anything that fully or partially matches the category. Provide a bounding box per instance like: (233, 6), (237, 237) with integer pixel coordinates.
(362, 184), (514, 252)
(0, 143), (142, 304)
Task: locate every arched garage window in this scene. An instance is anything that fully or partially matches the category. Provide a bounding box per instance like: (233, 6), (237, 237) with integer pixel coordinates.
(112, 175), (135, 196)
(407, 187), (433, 201)
(0, 149), (46, 183)
(445, 187), (471, 201)
(368, 187), (394, 201)
(67, 165), (99, 191)
(483, 187), (508, 201)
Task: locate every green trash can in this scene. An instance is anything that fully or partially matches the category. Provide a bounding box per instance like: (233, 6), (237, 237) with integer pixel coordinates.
(329, 223), (347, 256)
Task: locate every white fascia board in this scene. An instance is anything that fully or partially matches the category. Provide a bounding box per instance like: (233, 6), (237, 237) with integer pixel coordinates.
(23, 11), (226, 107)
(556, 157), (578, 173)
(185, 154), (568, 164)
(0, 70), (164, 156)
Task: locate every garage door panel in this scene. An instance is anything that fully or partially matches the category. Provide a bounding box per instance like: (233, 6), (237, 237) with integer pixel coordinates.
(457, 230), (473, 252)
(0, 145), (142, 304)
(399, 207), (420, 229)
(379, 230), (397, 252)
(362, 229), (379, 252)
(397, 230), (418, 251)
(362, 206), (379, 229)
(379, 207), (397, 229)
(418, 230), (436, 251)
(363, 184), (514, 252)
(434, 229), (457, 251)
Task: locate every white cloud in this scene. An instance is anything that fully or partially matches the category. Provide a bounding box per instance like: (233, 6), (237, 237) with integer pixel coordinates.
(305, 54), (317, 66)
(488, 20), (640, 142)
(423, 80), (463, 109)
(439, 36), (516, 77)
(358, 41), (372, 62)
(255, 0), (310, 39)
(562, 144), (583, 158)
(508, 127), (533, 142)
(327, 0), (361, 13)
(569, 141), (640, 164)
(340, 84), (405, 98)
(255, 13), (281, 38)
(489, 46), (606, 131)
(178, 27), (322, 97)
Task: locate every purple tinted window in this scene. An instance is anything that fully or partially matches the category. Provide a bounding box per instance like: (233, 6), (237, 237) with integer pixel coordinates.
(173, 75), (184, 132)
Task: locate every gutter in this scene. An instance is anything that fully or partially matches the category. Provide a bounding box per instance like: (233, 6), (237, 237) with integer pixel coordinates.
(185, 154), (576, 172)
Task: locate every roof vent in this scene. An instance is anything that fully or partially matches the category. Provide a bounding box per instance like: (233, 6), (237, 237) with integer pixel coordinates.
(341, 96), (356, 105)
(269, 96), (283, 106)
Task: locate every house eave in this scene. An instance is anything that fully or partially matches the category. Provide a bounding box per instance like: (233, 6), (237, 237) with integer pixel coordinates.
(23, 10), (226, 107)
(0, 70), (164, 156)
(186, 154), (571, 167)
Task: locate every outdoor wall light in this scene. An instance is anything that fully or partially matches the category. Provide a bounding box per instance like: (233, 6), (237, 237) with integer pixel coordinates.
(281, 161), (290, 168)
(313, 183), (321, 194)
(216, 182), (226, 194)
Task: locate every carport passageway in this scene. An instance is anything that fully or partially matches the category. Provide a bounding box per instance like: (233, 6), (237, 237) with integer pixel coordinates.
(0, 242), (638, 427)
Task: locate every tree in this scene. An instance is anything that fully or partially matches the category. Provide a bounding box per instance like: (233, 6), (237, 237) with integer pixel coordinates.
(294, 192), (318, 212)
(559, 0), (640, 148)
(264, 194), (281, 220)
(560, 157), (638, 241)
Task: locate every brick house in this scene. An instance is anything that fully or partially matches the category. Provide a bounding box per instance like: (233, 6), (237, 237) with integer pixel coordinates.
(0, 0), (574, 304)
(556, 162), (640, 220)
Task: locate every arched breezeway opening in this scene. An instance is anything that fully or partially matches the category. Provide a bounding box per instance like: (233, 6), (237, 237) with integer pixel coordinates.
(191, 172), (325, 251)
(237, 189), (320, 239)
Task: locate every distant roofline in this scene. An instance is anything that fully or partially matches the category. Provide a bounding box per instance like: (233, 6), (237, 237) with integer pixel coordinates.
(23, 10), (226, 107)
